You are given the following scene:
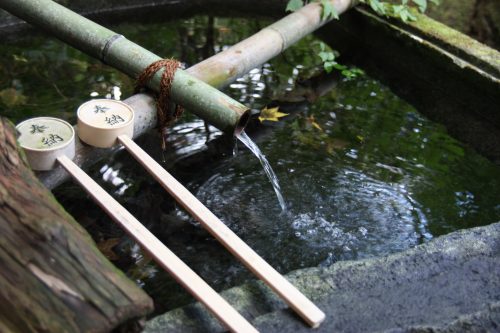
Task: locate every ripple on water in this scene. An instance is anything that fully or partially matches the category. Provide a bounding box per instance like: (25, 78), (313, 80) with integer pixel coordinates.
(194, 166), (430, 269)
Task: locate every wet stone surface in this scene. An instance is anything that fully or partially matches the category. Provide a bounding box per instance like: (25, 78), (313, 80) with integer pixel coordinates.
(145, 221), (500, 332)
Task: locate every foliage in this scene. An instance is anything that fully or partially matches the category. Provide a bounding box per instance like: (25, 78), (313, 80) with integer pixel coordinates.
(360, 0), (427, 22)
(286, 0), (339, 20)
(320, 0), (339, 20)
(284, 0), (440, 76)
(317, 42), (364, 78)
(286, 0), (441, 23)
(318, 42), (337, 73)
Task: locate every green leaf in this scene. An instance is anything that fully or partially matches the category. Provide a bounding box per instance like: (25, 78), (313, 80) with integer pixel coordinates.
(324, 61), (335, 73)
(369, 0), (386, 15)
(351, 68), (365, 75)
(333, 63), (346, 70)
(412, 0), (427, 13)
(286, 0), (304, 12)
(392, 5), (404, 17)
(341, 69), (352, 77)
(320, 0), (339, 20)
(392, 5), (416, 22)
(361, 0), (438, 21)
(406, 8), (417, 21)
(318, 51), (335, 62)
(400, 10), (409, 22)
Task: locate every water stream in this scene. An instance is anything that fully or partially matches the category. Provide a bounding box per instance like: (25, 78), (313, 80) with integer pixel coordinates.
(237, 131), (287, 212)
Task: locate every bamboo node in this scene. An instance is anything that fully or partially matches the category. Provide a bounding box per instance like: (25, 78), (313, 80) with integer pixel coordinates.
(135, 59), (184, 150)
(100, 34), (124, 62)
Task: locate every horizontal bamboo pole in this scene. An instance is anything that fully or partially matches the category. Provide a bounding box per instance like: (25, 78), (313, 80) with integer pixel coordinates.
(57, 154), (259, 333)
(189, 0), (355, 87)
(0, 0), (250, 135)
(31, 0), (356, 189)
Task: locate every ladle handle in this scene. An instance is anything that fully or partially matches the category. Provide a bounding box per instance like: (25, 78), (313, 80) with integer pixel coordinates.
(56, 155), (259, 333)
(117, 135), (326, 328)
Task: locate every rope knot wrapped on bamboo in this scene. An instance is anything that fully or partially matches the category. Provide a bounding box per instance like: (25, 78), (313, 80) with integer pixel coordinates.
(135, 59), (184, 150)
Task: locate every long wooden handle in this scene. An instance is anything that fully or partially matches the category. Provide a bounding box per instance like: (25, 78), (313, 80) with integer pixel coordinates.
(118, 135), (326, 328)
(56, 155), (258, 333)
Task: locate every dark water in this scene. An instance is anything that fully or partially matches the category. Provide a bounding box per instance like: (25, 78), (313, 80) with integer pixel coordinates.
(1, 16), (499, 314)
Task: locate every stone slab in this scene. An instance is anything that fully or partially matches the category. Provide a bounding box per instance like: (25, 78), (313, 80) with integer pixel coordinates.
(145, 222), (500, 332)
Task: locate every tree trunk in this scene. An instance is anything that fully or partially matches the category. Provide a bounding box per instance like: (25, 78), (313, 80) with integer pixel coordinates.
(0, 117), (153, 332)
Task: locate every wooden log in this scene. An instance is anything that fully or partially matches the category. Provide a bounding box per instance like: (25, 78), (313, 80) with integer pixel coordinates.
(56, 155), (259, 333)
(36, 0), (356, 190)
(0, 116), (153, 332)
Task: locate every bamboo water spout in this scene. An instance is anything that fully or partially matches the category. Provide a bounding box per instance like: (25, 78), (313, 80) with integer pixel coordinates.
(0, 0), (250, 135)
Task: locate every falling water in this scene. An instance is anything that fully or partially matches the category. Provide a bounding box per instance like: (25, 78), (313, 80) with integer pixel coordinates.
(237, 131), (287, 211)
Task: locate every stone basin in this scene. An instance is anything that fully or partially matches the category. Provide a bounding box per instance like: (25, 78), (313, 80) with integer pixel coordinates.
(1, 1), (499, 331)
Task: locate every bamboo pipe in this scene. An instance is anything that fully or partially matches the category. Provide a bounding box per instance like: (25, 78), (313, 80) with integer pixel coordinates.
(37, 0), (356, 190)
(117, 134), (326, 328)
(189, 0), (356, 87)
(0, 0), (250, 135)
(56, 155), (259, 333)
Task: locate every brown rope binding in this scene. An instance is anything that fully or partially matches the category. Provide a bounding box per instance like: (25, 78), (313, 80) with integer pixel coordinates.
(135, 59), (184, 150)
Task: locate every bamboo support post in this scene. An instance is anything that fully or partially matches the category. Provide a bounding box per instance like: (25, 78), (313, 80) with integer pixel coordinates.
(117, 134), (326, 328)
(56, 154), (259, 333)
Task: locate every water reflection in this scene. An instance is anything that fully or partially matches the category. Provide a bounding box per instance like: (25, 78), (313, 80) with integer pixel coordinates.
(168, 119), (222, 156)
